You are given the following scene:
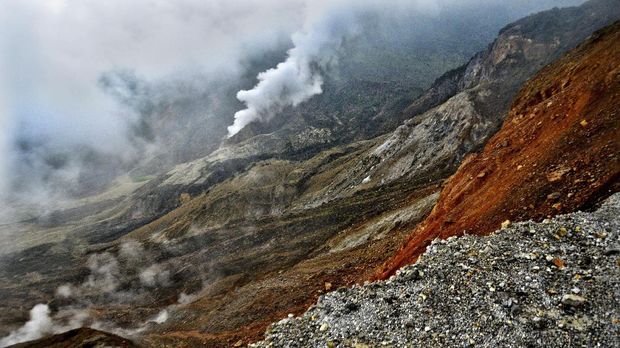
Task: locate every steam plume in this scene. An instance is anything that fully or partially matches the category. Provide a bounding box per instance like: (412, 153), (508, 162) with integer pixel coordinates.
(228, 4), (361, 137)
(0, 304), (53, 347)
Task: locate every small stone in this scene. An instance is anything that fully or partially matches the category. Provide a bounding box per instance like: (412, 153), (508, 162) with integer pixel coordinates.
(557, 227), (568, 237)
(551, 257), (565, 269)
(319, 323), (329, 331)
(477, 172), (486, 178)
(501, 220), (511, 229)
(324, 282), (333, 291)
(580, 119), (588, 127)
(604, 245), (620, 256)
(596, 231), (608, 239)
(562, 294), (586, 307)
(345, 301), (360, 312)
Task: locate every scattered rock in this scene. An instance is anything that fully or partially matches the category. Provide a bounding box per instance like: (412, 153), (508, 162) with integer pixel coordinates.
(562, 294), (587, 308)
(501, 220), (511, 229)
(551, 257), (566, 269)
(252, 193), (620, 348)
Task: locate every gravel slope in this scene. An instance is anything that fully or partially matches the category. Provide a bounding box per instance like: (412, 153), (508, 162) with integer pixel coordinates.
(252, 193), (620, 347)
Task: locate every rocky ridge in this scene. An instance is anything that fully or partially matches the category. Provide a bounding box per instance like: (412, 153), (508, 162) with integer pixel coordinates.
(253, 192), (620, 348)
(322, 0), (620, 200)
(379, 18), (620, 278)
(9, 328), (137, 348)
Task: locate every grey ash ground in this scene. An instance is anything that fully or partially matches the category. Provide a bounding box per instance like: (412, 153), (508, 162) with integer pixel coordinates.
(252, 193), (620, 347)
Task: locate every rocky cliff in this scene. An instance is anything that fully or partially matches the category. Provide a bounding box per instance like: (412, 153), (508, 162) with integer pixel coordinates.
(378, 19), (620, 278)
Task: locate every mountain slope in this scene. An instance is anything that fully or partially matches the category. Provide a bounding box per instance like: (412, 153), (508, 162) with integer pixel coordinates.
(378, 19), (620, 278)
(327, 0), (620, 196)
(1, 2), (619, 348)
(254, 192), (620, 347)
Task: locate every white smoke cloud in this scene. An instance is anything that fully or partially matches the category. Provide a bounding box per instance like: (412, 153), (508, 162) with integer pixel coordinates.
(84, 252), (120, 293)
(0, 304), (94, 347)
(0, 0), (315, 206)
(139, 264), (171, 288)
(150, 310), (169, 325)
(177, 292), (198, 305)
(118, 239), (146, 266)
(0, 304), (53, 347)
(228, 3), (361, 136)
(0, 25), (11, 208)
(55, 284), (74, 299)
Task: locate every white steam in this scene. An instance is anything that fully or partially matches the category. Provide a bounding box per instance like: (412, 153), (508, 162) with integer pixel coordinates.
(228, 3), (361, 136)
(0, 305), (92, 347)
(55, 284), (73, 299)
(0, 304), (53, 347)
(0, 0), (311, 206)
(177, 292), (198, 305)
(3, 241), (179, 346)
(150, 310), (169, 325)
(84, 252), (120, 293)
(139, 264), (171, 288)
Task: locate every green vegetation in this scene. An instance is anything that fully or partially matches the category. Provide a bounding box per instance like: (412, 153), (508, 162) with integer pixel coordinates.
(131, 175), (156, 183)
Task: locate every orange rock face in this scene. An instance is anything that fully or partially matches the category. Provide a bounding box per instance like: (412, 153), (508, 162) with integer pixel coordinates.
(376, 22), (620, 279)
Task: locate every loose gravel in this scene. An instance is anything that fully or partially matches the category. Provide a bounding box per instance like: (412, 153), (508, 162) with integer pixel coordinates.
(252, 193), (620, 347)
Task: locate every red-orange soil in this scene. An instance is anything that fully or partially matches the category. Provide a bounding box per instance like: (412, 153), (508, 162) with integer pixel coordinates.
(377, 22), (620, 279)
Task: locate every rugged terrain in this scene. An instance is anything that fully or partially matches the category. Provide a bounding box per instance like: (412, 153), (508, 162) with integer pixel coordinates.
(9, 328), (137, 348)
(1, 1), (619, 347)
(378, 18), (620, 278)
(253, 192), (620, 347)
(251, 18), (620, 348)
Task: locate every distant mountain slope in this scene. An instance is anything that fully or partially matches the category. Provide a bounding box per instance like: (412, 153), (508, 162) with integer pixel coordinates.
(118, 0), (620, 237)
(323, 0), (620, 198)
(378, 19), (620, 278)
(403, 0), (620, 118)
